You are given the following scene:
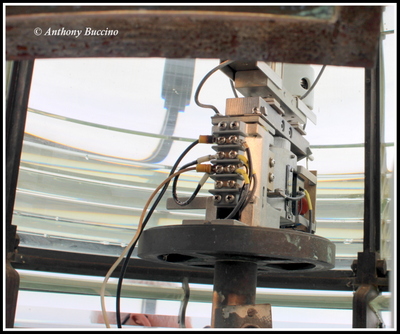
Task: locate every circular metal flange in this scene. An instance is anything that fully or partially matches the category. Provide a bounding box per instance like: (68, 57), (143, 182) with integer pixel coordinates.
(138, 224), (335, 272)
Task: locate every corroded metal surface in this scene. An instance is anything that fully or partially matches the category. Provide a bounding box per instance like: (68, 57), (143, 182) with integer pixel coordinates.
(6, 5), (382, 67)
(214, 304), (273, 328)
(138, 224), (335, 272)
(211, 261), (272, 328)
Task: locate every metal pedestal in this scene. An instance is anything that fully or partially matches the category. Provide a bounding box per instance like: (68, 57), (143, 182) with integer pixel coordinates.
(138, 223), (335, 328)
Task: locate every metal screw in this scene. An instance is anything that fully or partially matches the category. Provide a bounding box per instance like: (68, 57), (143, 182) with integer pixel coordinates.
(214, 195), (222, 202)
(218, 121), (228, 130)
(230, 121), (240, 129)
(269, 158), (275, 167)
(215, 181), (224, 189)
(216, 137), (226, 145)
(215, 165), (225, 174)
(225, 194), (235, 203)
(217, 151), (225, 159)
(227, 180), (236, 188)
(228, 150), (238, 159)
(228, 135), (238, 144)
(269, 173), (275, 182)
(225, 164), (236, 173)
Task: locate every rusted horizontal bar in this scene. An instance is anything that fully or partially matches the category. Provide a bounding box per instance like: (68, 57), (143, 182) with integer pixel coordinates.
(4, 5), (337, 16)
(6, 5), (382, 67)
(11, 247), (389, 291)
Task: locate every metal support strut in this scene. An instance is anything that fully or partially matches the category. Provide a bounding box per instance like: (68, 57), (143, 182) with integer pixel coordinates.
(213, 261), (258, 328)
(352, 48), (384, 328)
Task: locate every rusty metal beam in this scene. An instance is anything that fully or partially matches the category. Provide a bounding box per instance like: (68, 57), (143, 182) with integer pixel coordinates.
(5, 59), (35, 328)
(6, 5), (382, 67)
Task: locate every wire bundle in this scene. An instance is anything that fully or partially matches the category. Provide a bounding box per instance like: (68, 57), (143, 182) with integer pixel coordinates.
(102, 60), (239, 329)
(100, 139), (203, 328)
(224, 143), (255, 220)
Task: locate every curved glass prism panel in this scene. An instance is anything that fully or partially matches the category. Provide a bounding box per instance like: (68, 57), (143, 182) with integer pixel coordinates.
(12, 52), (394, 269)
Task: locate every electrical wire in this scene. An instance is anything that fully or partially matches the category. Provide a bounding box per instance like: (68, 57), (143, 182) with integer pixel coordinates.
(238, 144), (255, 213)
(178, 277), (190, 328)
(308, 209), (314, 234)
(300, 65), (327, 100)
(101, 166), (196, 328)
(284, 191), (306, 201)
(304, 189), (313, 233)
(225, 183), (250, 220)
(244, 144), (253, 186)
(304, 189), (313, 210)
(194, 59), (235, 115)
(173, 171), (210, 206)
(237, 154), (249, 173)
(235, 168), (250, 185)
(242, 173), (257, 210)
(172, 155), (214, 206)
(172, 160), (199, 206)
(112, 140), (200, 328)
(229, 78), (239, 98)
(224, 143), (255, 220)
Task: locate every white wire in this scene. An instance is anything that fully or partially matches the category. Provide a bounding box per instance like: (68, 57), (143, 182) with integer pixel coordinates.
(100, 167), (196, 328)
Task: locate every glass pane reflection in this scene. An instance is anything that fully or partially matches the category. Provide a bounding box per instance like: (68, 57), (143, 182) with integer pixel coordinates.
(12, 57), (384, 270)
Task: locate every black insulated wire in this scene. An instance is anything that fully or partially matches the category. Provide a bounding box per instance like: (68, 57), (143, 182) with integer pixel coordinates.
(225, 184), (250, 220)
(116, 140), (199, 328)
(172, 160), (202, 206)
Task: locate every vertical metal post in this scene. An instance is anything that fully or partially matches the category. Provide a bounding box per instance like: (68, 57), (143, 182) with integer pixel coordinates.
(363, 57), (381, 256)
(352, 48), (383, 328)
(6, 59), (35, 328)
(211, 260), (257, 328)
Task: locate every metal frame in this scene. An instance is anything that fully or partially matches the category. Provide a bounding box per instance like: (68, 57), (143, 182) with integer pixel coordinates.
(351, 43), (386, 329)
(6, 5), (382, 67)
(5, 60), (35, 328)
(5, 5), (389, 329)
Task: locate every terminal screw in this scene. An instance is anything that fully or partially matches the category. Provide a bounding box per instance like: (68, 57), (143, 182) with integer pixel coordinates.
(225, 164), (236, 173)
(216, 151), (225, 159)
(230, 121), (240, 130)
(225, 194), (235, 203)
(214, 195), (222, 203)
(228, 150), (238, 159)
(215, 165), (225, 174)
(215, 181), (224, 189)
(218, 121), (228, 130)
(216, 137), (226, 145)
(228, 135), (239, 144)
(227, 180), (237, 188)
